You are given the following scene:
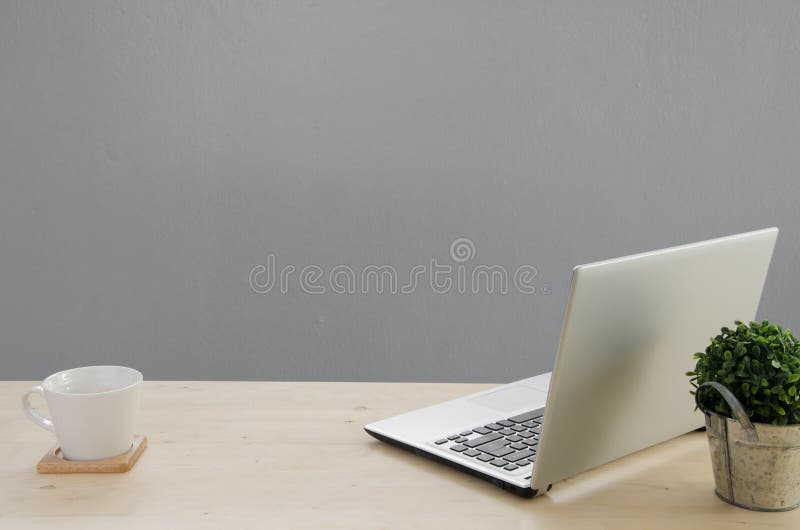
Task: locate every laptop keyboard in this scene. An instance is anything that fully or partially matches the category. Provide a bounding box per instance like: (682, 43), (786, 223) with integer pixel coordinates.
(432, 409), (544, 478)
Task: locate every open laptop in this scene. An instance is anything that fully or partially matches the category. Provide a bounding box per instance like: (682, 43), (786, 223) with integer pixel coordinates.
(365, 228), (779, 497)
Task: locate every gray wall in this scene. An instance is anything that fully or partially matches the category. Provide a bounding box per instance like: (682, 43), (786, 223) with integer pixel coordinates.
(2, 1), (800, 381)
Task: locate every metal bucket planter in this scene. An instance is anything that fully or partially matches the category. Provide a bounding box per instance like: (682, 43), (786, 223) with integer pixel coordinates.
(698, 382), (800, 511)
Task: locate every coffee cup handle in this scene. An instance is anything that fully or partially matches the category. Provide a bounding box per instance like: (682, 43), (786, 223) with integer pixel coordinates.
(21, 385), (54, 432)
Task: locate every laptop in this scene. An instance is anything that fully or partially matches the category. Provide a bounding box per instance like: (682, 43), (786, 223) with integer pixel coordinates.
(365, 228), (779, 497)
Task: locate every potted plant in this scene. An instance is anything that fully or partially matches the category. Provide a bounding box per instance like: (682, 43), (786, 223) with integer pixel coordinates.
(687, 320), (800, 511)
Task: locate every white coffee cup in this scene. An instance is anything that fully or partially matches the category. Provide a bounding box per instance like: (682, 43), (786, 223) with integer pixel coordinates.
(21, 365), (142, 461)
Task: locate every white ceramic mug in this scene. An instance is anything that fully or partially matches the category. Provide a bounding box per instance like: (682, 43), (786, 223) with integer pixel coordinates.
(21, 365), (142, 461)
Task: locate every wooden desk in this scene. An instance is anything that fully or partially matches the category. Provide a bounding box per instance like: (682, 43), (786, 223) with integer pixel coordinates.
(1, 381), (797, 529)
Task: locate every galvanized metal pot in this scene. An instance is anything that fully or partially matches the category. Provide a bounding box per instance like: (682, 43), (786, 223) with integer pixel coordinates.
(698, 382), (800, 511)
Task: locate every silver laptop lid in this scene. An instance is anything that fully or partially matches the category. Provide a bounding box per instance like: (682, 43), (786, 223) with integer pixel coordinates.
(532, 228), (778, 492)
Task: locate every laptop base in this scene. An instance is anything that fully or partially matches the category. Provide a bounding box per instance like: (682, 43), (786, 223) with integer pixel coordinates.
(365, 428), (542, 498)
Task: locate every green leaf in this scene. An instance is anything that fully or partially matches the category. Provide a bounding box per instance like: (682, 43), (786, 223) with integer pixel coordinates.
(687, 319), (800, 424)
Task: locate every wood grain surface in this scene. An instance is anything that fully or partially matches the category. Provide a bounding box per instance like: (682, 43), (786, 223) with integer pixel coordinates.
(1, 381), (797, 529)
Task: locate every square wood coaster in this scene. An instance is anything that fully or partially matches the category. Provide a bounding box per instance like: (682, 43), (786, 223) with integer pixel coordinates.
(37, 435), (147, 474)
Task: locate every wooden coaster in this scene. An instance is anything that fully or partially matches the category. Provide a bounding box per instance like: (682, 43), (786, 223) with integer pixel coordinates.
(37, 435), (147, 474)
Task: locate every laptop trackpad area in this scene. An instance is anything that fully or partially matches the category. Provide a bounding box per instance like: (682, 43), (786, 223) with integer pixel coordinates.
(468, 385), (547, 413)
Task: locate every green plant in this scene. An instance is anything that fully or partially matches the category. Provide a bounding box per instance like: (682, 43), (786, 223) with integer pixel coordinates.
(687, 320), (800, 425)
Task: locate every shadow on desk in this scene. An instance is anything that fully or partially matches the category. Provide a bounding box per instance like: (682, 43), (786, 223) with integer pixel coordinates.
(366, 431), (796, 528)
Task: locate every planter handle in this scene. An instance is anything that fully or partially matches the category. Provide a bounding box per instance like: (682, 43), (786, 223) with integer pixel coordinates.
(695, 381), (759, 443)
